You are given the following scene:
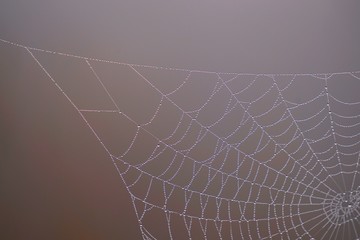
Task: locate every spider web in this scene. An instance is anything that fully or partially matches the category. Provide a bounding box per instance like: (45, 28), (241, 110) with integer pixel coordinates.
(2, 39), (360, 239)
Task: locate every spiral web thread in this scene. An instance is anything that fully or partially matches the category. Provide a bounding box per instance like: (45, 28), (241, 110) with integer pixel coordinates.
(2, 39), (360, 239)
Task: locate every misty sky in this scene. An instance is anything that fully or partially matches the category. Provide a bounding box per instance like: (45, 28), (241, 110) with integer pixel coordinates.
(1, 1), (360, 239)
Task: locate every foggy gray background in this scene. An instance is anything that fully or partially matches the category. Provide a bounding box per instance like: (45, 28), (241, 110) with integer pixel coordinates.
(1, 0), (360, 239)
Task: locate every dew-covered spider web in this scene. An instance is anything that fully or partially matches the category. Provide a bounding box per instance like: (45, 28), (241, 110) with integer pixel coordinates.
(2, 39), (360, 239)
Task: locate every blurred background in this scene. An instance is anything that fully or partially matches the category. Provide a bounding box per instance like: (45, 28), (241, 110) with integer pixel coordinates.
(1, 1), (360, 239)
